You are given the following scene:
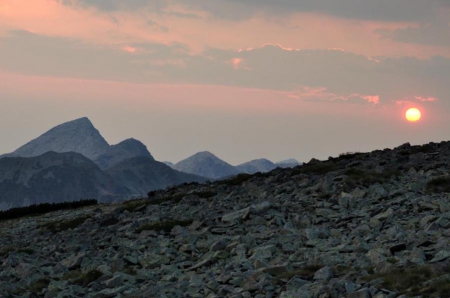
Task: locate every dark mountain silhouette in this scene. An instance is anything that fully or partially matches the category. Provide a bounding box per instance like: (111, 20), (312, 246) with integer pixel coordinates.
(94, 138), (154, 169)
(106, 157), (207, 195)
(0, 152), (126, 210)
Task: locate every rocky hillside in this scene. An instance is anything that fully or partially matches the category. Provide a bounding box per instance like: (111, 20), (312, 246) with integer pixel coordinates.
(0, 152), (125, 210)
(172, 151), (240, 180)
(3, 141), (450, 297)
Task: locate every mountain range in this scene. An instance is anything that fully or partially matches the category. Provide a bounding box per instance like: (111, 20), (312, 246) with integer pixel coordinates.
(170, 153), (301, 179)
(0, 117), (301, 209)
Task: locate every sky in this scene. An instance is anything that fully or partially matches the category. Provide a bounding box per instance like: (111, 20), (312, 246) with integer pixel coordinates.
(1, 0), (450, 164)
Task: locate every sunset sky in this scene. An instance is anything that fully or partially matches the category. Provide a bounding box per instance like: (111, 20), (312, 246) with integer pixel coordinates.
(1, 0), (450, 164)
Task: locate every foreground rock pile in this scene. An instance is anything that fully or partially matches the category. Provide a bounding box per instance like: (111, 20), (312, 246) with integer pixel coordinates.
(2, 142), (450, 297)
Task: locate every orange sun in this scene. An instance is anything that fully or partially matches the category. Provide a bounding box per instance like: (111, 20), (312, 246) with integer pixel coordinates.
(405, 108), (421, 122)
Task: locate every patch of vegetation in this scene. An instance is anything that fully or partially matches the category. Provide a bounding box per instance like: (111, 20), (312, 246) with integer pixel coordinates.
(333, 265), (350, 276)
(192, 191), (217, 199)
(274, 264), (324, 284)
(136, 219), (193, 233)
(337, 152), (364, 160)
(120, 193), (191, 213)
(410, 143), (436, 154)
(0, 199), (97, 221)
(218, 174), (253, 186)
(61, 270), (82, 281)
(39, 215), (89, 233)
(426, 176), (450, 194)
(344, 168), (400, 187)
(72, 269), (103, 287)
(123, 266), (138, 276)
(318, 193), (332, 199)
(148, 194), (186, 205)
(292, 163), (338, 176)
(17, 248), (34, 255)
(0, 247), (35, 257)
(119, 199), (147, 212)
(0, 246), (15, 257)
(362, 265), (450, 297)
(386, 257), (399, 264)
(28, 278), (50, 293)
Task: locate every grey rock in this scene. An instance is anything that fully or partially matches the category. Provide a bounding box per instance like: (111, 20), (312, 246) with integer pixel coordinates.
(60, 252), (85, 270)
(313, 266), (334, 281)
(348, 288), (372, 298)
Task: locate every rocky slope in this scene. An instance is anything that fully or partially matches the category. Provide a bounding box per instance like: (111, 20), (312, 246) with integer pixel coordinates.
(0, 152), (126, 210)
(236, 158), (277, 174)
(173, 151), (240, 180)
(106, 157), (207, 196)
(3, 118), (110, 160)
(3, 141), (450, 297)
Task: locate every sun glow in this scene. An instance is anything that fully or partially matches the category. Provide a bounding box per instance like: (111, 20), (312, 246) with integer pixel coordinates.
(405, 108), (421, 122)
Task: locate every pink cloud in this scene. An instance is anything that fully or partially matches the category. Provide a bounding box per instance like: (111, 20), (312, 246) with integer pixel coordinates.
(231, 58), (242, 69)
(1, 0), (449, 59)
(415, 96), (438, 102)
(361, 95), (380, 104)
(122, 46), (136, 53)
(287, 87), (379, 105)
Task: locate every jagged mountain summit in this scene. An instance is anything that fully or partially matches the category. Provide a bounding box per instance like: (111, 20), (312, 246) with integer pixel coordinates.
(172, 151), (240, 180)
(0, 152), (125, 210)
(235, 158), (277, 174)
(106, 156), (207, 195)
(4, 141), (450, 297)
(94, 138), (154, 170)
(5, 117), (110, 160)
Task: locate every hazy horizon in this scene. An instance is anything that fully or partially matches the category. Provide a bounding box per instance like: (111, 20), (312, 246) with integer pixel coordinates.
(1, 1), (449, 164)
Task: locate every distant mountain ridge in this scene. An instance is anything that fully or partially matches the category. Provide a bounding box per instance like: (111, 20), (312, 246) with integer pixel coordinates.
(276, 158), (302, 168)
(106, 157), (206, 196)
(171, 154), (302, 178)
(0, 152), (126, 210)
(0, 117), (302, 210)
(172, 151), (240, 180)
(0, 118), (209, 209)
(236, 158), (277, 174)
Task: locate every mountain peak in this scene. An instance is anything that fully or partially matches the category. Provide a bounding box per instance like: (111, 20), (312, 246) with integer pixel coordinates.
(236, 158), (276, 174)
(173, 151), (239, 179)
(94, 138), (154, 169)
(10, 117), (110, 160)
